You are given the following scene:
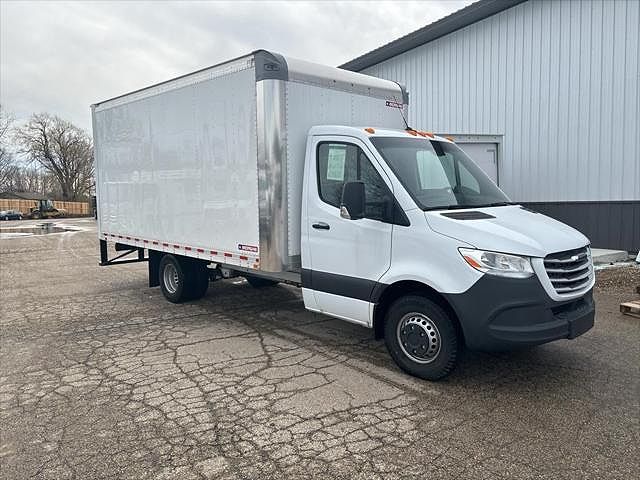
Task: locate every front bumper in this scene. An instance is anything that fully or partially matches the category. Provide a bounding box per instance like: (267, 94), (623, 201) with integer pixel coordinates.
(444, 274), (595, 351)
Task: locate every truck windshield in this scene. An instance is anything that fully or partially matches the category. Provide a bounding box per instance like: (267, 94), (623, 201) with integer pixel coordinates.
(370, 137), (510, 210)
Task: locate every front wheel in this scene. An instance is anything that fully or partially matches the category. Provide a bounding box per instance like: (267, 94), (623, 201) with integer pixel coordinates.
(384, 295), (459, 381)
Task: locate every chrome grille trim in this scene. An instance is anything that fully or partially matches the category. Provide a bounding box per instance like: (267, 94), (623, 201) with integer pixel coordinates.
(550, 270), (591, 283)
(544, 253), (588, 264)
(543, 246), (593, 296)
(545, 263), (590, 274)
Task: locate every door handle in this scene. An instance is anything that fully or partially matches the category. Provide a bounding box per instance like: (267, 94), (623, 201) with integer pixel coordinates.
(312, 222), (330, 230)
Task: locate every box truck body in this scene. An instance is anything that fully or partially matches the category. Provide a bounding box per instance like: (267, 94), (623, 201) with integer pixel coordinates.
(93, 51), (406, 273)
(93, 51), (595, 380)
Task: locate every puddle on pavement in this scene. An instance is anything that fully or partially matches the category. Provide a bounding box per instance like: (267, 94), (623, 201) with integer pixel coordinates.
(0, 223), (80, 239)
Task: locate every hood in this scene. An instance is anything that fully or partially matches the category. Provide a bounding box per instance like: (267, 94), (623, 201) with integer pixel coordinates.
(425, 205), (589, 258)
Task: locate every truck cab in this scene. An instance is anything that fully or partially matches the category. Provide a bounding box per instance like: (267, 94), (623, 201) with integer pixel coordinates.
(301, 126), (594, 379)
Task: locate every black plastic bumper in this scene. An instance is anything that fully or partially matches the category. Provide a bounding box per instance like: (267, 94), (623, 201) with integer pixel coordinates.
(444, 275), (595, 351)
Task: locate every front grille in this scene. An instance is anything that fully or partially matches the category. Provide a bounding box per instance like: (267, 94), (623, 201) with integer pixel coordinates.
(544, 246), (593, 295)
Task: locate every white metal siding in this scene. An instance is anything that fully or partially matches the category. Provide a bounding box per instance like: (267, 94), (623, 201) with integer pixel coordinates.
(362, 0), (639, 202)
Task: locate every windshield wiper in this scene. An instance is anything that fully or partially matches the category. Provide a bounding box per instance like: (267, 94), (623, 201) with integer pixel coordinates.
(423, 202), (516, 211)
(473, 202), (517, 208)
(423, 204), (472, 211)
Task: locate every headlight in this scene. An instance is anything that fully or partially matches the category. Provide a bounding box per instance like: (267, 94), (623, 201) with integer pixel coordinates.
(458, 248), (534, 278)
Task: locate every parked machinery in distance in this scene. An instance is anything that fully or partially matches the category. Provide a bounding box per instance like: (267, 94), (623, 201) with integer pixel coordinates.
(28, 199), (66, 220)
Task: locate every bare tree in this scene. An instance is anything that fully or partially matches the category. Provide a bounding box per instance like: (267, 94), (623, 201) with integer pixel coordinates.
(15, 113), (94, 201)
(0, 104), (17, 190)
(2, 166), (60, 196)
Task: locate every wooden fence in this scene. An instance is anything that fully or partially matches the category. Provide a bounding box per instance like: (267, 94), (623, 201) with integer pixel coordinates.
(52, 201), (91, 216)
(0, 199), (91, 216)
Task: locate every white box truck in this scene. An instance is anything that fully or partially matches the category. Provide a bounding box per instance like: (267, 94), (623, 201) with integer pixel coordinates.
(92, 50), (595, 380)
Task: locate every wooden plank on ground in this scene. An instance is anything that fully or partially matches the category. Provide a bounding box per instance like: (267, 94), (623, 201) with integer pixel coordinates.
(620, 300), (640, 318)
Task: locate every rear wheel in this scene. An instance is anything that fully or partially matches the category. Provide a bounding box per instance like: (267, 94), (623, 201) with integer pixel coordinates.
(160, 255), (188, 303)
(159, 255), (209, 303)
(384, 295), (459, 381)
(245, 275), (278, 288)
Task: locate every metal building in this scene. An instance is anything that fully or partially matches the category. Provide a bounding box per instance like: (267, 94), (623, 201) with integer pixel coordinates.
(341, 0), (639, 251)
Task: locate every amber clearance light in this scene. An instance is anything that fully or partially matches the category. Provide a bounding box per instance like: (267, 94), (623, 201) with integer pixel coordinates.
(462, 254), (483, 269)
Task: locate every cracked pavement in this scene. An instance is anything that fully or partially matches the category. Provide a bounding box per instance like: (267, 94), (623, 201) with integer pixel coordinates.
(1, 218), (638, 479)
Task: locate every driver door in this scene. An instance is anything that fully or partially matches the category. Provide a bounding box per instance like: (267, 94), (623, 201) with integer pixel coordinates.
(302, 136), (395, 326)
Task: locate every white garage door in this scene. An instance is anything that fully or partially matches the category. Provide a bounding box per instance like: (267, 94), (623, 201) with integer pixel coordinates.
(457, 143), (498, 183)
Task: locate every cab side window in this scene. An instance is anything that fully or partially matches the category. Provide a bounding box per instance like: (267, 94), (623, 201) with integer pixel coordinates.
(317, 142), (397, 223)
(317, 143), (357, 208)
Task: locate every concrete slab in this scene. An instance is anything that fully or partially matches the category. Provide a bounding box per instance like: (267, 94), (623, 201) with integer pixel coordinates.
(591, 248), (629, 264)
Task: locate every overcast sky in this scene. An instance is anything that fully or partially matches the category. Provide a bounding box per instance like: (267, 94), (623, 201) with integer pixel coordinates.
(1, 0), (472, 133)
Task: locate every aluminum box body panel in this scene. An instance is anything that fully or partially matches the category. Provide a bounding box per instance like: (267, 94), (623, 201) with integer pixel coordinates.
(93, 62), (259, 259)
(256, 79), (288, 271)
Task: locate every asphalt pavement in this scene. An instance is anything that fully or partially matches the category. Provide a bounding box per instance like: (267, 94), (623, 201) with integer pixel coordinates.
(0, 218), (638, 479)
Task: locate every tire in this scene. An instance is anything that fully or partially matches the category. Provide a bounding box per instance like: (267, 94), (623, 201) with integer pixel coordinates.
(159, 254), (189, 303)
(384, 295), (459, 381)
(245, 276), (278, 288)
(159, 254), (210, 303)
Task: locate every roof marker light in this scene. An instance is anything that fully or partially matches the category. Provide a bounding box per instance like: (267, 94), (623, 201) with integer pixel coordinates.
(407, 130), (418, 136)
(425, 132), (435, 138)
(364, 127), (375, 134)
(446, 136), (455, 142)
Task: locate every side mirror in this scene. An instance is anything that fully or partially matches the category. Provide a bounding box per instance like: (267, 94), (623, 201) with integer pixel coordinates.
(340, 181), (365, 220)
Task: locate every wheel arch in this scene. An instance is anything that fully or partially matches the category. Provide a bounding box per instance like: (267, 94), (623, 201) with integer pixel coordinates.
(372, 280), (465, 344)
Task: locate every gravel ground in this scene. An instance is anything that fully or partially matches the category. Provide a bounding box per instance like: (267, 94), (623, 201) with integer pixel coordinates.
(1, 218), (638, 480)
(595, 264), (640, 296)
